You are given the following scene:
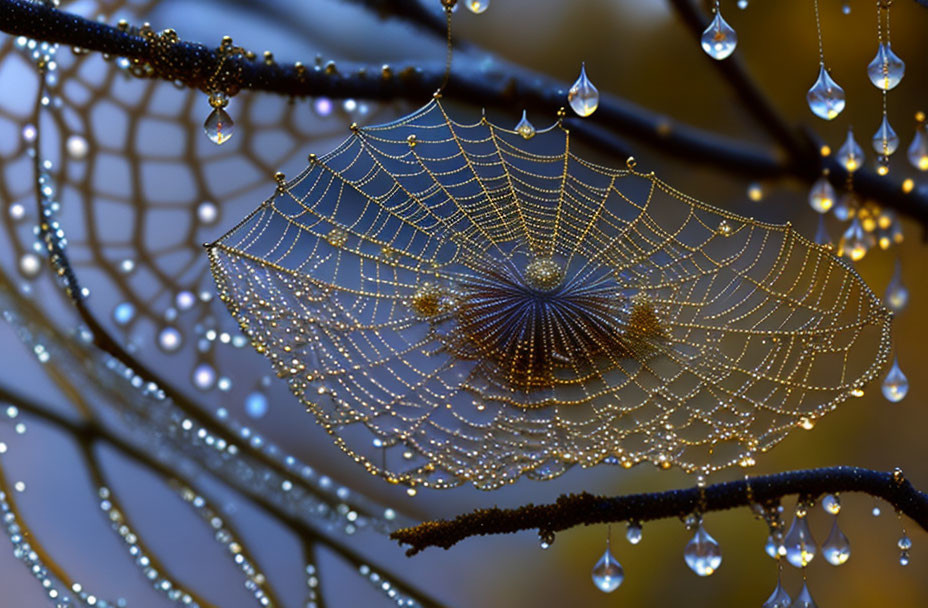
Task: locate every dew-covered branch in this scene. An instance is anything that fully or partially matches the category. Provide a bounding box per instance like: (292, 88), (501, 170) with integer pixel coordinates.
(391, 466), (928, 556)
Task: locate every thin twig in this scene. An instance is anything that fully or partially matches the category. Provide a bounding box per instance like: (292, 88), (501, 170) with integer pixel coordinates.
(391, 466), (928, 556)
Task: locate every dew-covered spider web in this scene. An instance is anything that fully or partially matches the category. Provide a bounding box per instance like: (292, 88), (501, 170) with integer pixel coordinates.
(208, 98), (893, 490)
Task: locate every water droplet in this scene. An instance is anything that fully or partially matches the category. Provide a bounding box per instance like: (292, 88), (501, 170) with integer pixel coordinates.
(764, 534), (784, 559)
(591, 546), (624, 592)
(119, 258), (136, 274)
(898, 535), (912, 551)
(872, 506), (881, 517)
(466, 0), (489, 14)
(822, 518), (851, 565)
(8, 202), (25, 221)
(204, 107), (234, 145)
(908, 121), (928, 171)
(808, 176), (835, 213)
(515, 110), (536, 140)
(790, 581), (818, 608)
(884, 261), (906, 308)
(313, 97), (333, 117)
(814, 215), (832, 247)
(838, 218), (868, 262)
(175, 291), (197, 311)
(192, 363), (217, 390)
(568, 63), (599, 117)
(626, 523), (642, 545)
(18, 253), (42, 278)
(822, 494), (841, 515)
(763, 577), (792, 608)
(66, 134), (88, 159)
(900, 551), (910, 566)
(701, 9), (737, 60)
(245, 391), (268, 418)
(784, 514), (817, 568)
(882, 357), (908, 403)
(157, 326), (183, 353)
(197, 201), (219, 225)
(867, 43), (905, 91)
(807, 64), (846, 120)
(737, 0), (749, 9)
(837, 128), (864, 172)
(747, 182), (763, 201)
(539, 530), (555, 549)
(112, 302), (135, 326)
(684, 523), (722, 576)
(872, 115), (900, 156)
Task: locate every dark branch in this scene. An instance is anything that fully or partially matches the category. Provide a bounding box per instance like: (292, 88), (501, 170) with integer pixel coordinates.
(391, 466), (928, 556)
(3, 0), (925, 226)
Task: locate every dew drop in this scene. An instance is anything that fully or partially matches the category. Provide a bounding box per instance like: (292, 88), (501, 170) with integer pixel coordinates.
(626, 523), (642, 545)
(885, 260), (908, 313)
(18, 253), (42, 278)
(898, 535), (911, 551)
(515, 110), (536, 140)
(192, 363), (217, 391)
(568, 63), (599, 117)
(838, 218), (868, 262)
(112, 302), (135, 326)
(822, 518), (851, 566)
(783, 513), (817, 568)
(684, 523), (722, 576)
(762, 577), (792, 608)
(867, 43), (905, 91)
(808, 176), (835, 213)
(807, 64), (845, 121)
(204, 107), (234, 145)
(175, 291), (197, 311)
(814, 215), (832, 247)
(822, 494), (841, 515)
(313, 97), (333, 117)
(245, 391), (269, 419)
(157, 326), (183, 353)
(700, 10), (737, 60)
(837, 128), (864, 172)
(8, 202), (25, 222)
(908, 120), (928, 171)
(737, 0), (749, 8)
(882, 357), (908, 403)
(466, 0), (489, 14)
(539, 530), (555, 549)
(197, 201), (219, 225)
(790, 581), (818, 608)
(764, 534), (784, 559)
(66, 134), (89, 159)
(591, 545), (624, 593)
(872, 115), (900, 156)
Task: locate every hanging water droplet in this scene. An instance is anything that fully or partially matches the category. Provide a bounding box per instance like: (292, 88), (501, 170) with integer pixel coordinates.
(626, 523), (642, 545)
(900, 551), (910, 566)
(807, 64), (846, 121)
(539, 529), (555, 549)
(466, 0), (489, 14)
(515, 110), (536, 140)
(885, 260), (908, 313)
(784, 514), (817, 568)
(822, 494), (841, 515)
(737, 0), (749, 9)
(872, 115), (900, 156)
(763, 577), (792, 608)
(882, 357), (908, 403)
(591, 545), (624, 592)
(838, 218), (868, 262)
(204, 104), (234, 145)
(822, 518), (851, 565)
(837, 128), (864, 172)
(764, 533), (784, 559)
(908, 119), (928, 171)
(867, 43), (905, 91)
(842, 2), (851, 15)
(700, 9), (738, 60)
(568, 64), (599, 117)
(808, 176), (835, 213)
(684, 523), (722, 576)
(814, 215), (832, 247)
(790, 581), (818, 608)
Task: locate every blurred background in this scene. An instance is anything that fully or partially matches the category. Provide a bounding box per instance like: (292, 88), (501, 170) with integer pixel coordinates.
(0, 0), (926, 606)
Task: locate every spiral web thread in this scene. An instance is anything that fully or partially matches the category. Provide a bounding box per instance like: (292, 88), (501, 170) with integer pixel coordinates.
(207, 99), (893, 491)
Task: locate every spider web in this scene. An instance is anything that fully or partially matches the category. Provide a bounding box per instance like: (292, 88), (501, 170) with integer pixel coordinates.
(208, 98), (893, 490)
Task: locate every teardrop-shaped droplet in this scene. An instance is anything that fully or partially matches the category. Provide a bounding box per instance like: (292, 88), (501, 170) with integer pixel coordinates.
(867, 43), (905, 91)
(568, 64), (599, 117)
(814, 215), (832, 247)
(839, 218), (868, 262)
(789, 581), (818, 608)
(539, 529), (555, 549)
(882, 357), (909, 403)
(837, 128), (864, 172)
(764, 534), (784, 559)
(763, 577), (793, 608)
(466, 0), (489, 14)
(204, 107), (234, 145)
(884, 259), (908, 313)
(822, 494), (841, 515)
(515, 110), (536, 140)
(684, 523), (722, 576)
(908, 121), (928, 171)
(626, 523), (642, 545)
(822, 518), (851, 565)
(872, 115), (900, 156)
(808, 176), (835, 213)
(784, 514), (817, 568)
(591, 546), (624, 592)
(701, 10), (738, 60)
(807, 64), (846, 121)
